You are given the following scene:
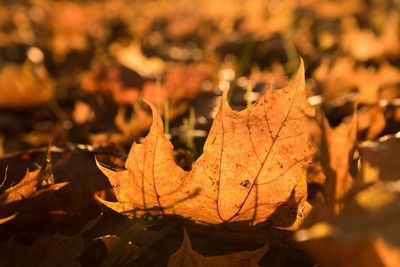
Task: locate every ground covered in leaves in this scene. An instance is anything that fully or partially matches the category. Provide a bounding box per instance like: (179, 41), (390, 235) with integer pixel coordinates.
(1, 0), (400, 266)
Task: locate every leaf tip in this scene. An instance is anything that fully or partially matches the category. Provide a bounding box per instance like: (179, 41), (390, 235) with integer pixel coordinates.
(141, 99), (166, 138)
(95, 194), (135, 214)
(294, 57), (305, 88)
(181, 227), (193, 250)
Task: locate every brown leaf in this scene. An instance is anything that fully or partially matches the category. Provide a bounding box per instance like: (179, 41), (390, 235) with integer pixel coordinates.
(249, 61), (289, 90)
(0, 213), (17, 224)
(313, 58), (400, 105)
(0, 135), (4, 158)
(359, 133), (400, 184)
(0, 215), (100, 267)
(112, 42), (166, 77)
(94, 235), (138, 265)
(0, 61), (54, 109)
(312, 57), (357, 103)
(348, 105), (386, 140)
(340, 13), (400, 61)
(0, 148), (109, 234)
(296, 181), (400, 267)
(73, 101), (95, 125)
(97, 60), (315, 228)
(356, 62), (400, 104)
(114, 104), (153, 139)
(0, 168), (41, 206)
(167, 228), (269, 267)
(82, 64), (144, 104)
(0, 166), (67, 221)
(309, 113), (357, 214)
(299, 0), (365, 19)
(114, 100), (189, 140)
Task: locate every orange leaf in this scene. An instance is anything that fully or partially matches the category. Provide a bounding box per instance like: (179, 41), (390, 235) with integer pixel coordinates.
(359, 133), (400, 183)
(97, 60), (315, 228)
(0, 61), (54, 109)
(309, 112), (357, 214)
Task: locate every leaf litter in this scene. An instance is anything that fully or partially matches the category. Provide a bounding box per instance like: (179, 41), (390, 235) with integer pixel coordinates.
(1, 0), (400, 266)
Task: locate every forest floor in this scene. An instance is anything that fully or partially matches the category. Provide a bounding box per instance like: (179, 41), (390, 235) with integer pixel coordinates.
(0, 0), (399, 266)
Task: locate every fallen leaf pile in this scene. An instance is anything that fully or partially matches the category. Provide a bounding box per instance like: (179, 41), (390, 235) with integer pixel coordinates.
(1, 0), (400, 266)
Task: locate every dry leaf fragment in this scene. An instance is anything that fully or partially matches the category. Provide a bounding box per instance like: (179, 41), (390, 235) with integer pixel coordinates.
(346, 105), (386, 140)
(94, 235), (138, 265)
(114, 104), (153, 139)
(0, 168), (41, 206)
(296, 181), (400, 267)
(112, 42), (166, 77)
(312, 57), (357, 103)
(0, 61), (54, 109)
(0, 166), (67, 223)
(168, 228), (269, 267)
(298, 0), (365, 19)
(73, 101), (95, 125)
(0, 215), (100, 267)
(0, 213), (17, 224)
(97, 60), (315, 228)
(309, 113), (357, 214)
(0, 135), (4, 158)
(359, 133), (400, 184)
(0, 167), (66, 207)
(340, 13), (400, 61)
(313, 58), (400, 105)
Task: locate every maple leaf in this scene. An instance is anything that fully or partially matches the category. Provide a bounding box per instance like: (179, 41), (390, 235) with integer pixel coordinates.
(97, 60), (315, 228)
(167, 228), (269, 267)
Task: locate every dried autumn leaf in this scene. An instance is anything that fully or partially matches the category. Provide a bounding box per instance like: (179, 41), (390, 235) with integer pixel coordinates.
(97, 60), (315, 228)
(298, 0), (365, 19)
(0, 215), (100, 266)
(312, 58), (400, 105)
(0, 168), (67, 205)
(0, 166), (67, 222)
(312, 57), (357, 103)
(309, 113), (357, 214)
(341, 13), (400, 61)
(359, 133), (400, 184)
(94, 235), (137, 265)
(0, 168), (42, 206)
(73, 101), (95, 125)
(114, 104), (154, 140)
(0, 61), (54, 109)
(356, 62), (400, 104)
(343, 105), (386, 140)
(296, 181), (400, 267)
(0, 135), (4, 158)
(0, 213), (16, 224)
(250, 61), (289, 90)
(141, 63), (213, 104)
(167, 228), (269, 267)
(112, 42), (166, 77)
